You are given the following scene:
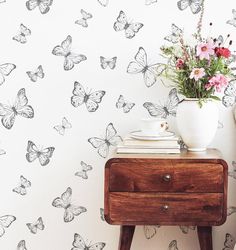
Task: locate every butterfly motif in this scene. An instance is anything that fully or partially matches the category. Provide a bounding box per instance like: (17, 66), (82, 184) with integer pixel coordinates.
(88, 123), (122, 158)
(26, 140), (55, 166)
(100, 56), (117, 70)
(143, 88), (180, 118)
(71, 82), (106, 112)
(223, 233), (236, 250)
(227, 206), (236, 216)
(54, 117), (72, 136)
(27, 65), (44, 82)
(0, 88), (34, 129)
(0, 63), (16, 86)
(227, 9), (236, 27)
(0, 215), (16, 237)
(100, 208), (105, 221)
(229, 161), (236, 179)
(0, 149), (6, 155)
(218, 121), (224, 129)
(26, 0), (53, 14)
(143, 225), (160, 239)
(13, 24), (31, 44)
(222, 80), (236, 107)
(52, 35), (87, 71)
(177, 0), (203, 14)
(97, 0), (109, 7)
(71, 233), (106, 250)
(75, 161), (93, 179)
(168, 240), (179, 250)
(52, 187), (87, 223)
(113, 10), (143, 39)
(13, 175), (31, 196)
(26, 217), (44, 234)
(127, 47), (164, 87)
(116, 95), (135, 113)
(0, 0), (6, 3)
(17, 240), (27, 250)
(179, 225), (196, 234)
(145, 0), (157, 5)
(75, 9), (93, 28)
(164, 23), (183, 44)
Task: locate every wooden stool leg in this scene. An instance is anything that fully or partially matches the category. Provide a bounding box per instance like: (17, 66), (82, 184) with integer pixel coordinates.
(197, 226), (213, 250)
(118, 225), (135, 250)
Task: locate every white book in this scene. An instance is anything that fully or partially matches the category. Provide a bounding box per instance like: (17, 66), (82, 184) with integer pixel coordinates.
(123, 136), (180, 147)
(116, 146), (180, 154)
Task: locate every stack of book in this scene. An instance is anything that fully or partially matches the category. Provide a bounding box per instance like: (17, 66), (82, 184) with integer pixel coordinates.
(117, 136), (181, 154)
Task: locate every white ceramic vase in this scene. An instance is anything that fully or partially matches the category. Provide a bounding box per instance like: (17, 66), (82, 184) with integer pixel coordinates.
(176, 98), (219, 151)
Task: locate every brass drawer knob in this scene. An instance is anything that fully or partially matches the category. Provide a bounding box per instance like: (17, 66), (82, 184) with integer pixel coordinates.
(163, 174), (171, 182)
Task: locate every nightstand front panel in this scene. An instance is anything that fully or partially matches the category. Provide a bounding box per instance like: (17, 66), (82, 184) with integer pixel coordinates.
(108, 192), (224, 226)
(109, 162), (223, 193)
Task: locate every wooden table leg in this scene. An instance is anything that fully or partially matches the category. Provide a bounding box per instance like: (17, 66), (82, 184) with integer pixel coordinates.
(197, 226), (213, 250)
(118, 225), (135, 250)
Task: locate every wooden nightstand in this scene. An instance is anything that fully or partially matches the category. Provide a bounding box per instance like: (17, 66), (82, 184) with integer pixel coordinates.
(104, 149), (228, 250)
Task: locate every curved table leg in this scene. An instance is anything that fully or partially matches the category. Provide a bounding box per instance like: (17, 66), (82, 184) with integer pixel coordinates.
(118, 226), (135, 250)
(197, 226), (213, 250)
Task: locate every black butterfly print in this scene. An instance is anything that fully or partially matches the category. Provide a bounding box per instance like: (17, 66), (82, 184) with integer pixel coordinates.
(75, 161), (92, 179)
(13, 24), (31, 44)
(17, 240), (27, 250)
(97, 0), (108, 7)
(227, 9), (236, 28)
(143, 88), (180, 118)
(168, 240), (178, 250)
(145, 0), (157, 5)
(164, 23), (183, 44)
(143, 225), (160, 239)
(71, 82), (106, 112)
(26, 140), (55, 166)
(227, 206), (236, 216)
(52, 187), (87, 223)
(179, 225), (196, 234)
(223, 233), (236, 250)
(88, 123), (122, 158)
(0, 63), (16, 86)
(116, 95), (135, 113)
(54, 117), (72, 135)
(0, 88), (34, 129)
(13, 175), (31, 195)
(52, 35), (87, 71)
(113, 11), (143, 39)
(127, 47), (164, 87)
(100, 56), (117, 69)
(228, 161), (236, 179)
(177, 0), (203, 14)
(26, 0), (53, 14)
(71, 233), (106, 250)
(0, 215), (16, 237)
(26, 217), (44, 234)
(222, 80), (236, 107)
(27, 65), (44, 82)
(100, 208), (105, 221)
(75, 9), (93, 28)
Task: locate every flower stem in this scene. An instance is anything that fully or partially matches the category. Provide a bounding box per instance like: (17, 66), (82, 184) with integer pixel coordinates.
(197, 0), (205, 41)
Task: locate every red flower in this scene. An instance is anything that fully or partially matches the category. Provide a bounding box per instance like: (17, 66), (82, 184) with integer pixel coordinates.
(176, 58), (185, 69)
(214, 47), (231, 58)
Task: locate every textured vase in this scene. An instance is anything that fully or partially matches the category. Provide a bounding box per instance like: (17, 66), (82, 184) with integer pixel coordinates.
(176, 98), (219, 151)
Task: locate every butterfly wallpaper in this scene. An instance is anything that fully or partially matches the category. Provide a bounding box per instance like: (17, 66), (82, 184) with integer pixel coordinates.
(0, 0), (235, 250)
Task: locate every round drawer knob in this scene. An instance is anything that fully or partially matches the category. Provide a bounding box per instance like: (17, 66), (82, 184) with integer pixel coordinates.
(163, 174), (171, 182)
(162, 205), (169, 211)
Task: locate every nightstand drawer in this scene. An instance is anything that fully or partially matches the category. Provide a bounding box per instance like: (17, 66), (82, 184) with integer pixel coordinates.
(107, 192), (225, 226)
(109, 162), (224, 193)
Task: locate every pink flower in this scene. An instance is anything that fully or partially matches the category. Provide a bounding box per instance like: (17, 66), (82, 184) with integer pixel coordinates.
(205, 74), (228, 92)
(176, 58), (185, 69)
(196, 40), (215, 60)
(190, 68), (206, 81)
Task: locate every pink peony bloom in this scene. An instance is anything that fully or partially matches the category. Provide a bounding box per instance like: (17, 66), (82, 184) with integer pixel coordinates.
(196, 40), (215, 60)
(205, 74), (228, 92)
(176, 58), (185, 69)
(190, 68), (206, 81)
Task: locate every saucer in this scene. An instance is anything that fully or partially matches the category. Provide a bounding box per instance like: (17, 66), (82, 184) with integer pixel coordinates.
(129, 130), (175, 141)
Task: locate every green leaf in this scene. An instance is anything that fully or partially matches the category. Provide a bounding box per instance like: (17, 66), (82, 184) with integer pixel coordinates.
(210, 96), (221, 101)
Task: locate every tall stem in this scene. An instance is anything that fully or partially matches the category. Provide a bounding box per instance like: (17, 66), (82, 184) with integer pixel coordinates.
(197, 0), (206, 41)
